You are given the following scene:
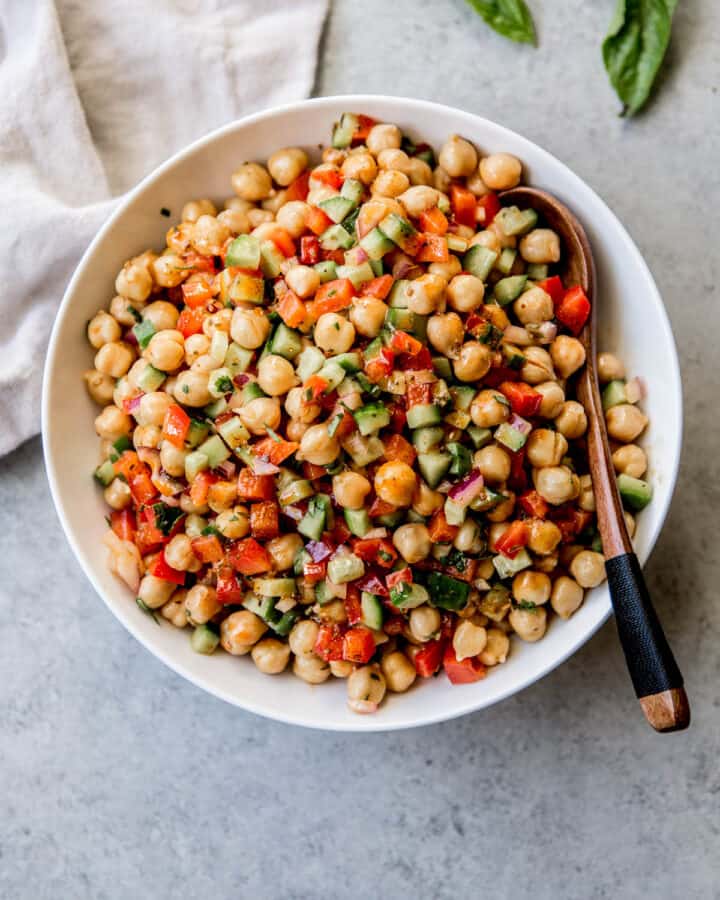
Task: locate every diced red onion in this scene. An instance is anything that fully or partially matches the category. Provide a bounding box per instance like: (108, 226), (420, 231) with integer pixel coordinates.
(232, 373), (250, 388)
(162, 495), (181, 507)
(125, 394), (142, 413)
(508, 413), (532, 436)
(282, 505), (303, 522)
(306, 540), (333, 562)
(473, 578), (491, 592)
(356, 572), (389, 597)
(251, 457), (280, 476)
(216, 459), (237, 479)
(503, 325), (532, 346)
(124, 329), (139, 346)
(362, 527), (388, 540)
(436, 480), (454, 495)
(531, 321), (558, 344)
(448, 468), (485, 507)
(352, 247), (369, 264)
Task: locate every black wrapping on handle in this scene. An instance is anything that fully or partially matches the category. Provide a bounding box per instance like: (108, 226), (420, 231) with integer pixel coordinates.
(606, 553), (683, 698)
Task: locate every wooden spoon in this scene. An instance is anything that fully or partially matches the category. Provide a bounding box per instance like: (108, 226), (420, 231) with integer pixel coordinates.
(501, 186), (690, 733)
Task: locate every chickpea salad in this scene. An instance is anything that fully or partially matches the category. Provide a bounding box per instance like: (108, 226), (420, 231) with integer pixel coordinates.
(85, 112), (654, 714)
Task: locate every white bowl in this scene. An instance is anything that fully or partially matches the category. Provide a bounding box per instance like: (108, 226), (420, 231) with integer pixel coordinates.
(42, 95), (682, 731)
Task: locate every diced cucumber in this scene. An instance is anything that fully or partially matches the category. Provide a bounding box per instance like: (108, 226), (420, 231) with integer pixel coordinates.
(241, 381), (266, 403)
(254, 577), (296, 598)
(444, 497), (467, 526)
(617, 473), (653, 510)
(494, 421), (529, 452)
(406, 510), (426, 524)
(386, 307), (415, 332)
(327, 549), (365, 584)
(197, 435), (231, 468)
(331, 351), (363, 373)
(191, 624), (220, 655)
(377, 510), (404, 528)
(94, 459), (116, 487)
(268, 609), (299, 637)
(269, 323), (303, 361)
(363, 337), (383, 362)
(297, 345), (326, 383)
(132, 318), (156, 349)
(332, 112), (358, 148)
(203, 397), (228, 419)
(463, 245), (498, 281)
(417, 450), (452, 488)
(390, 581), (430, 611)
(412, 314), (429, 342)
(320, 224), (356, 251)
(219, 268), (264, 305)
(493, 548), (532, 579)
(226, 234), (261, 269)
(526, 263), (549, 280)
(359, 227), (395, 261)
(450, 385), (476, 412)
(494, 275), (528, 306)
(278, 478), (314, 506)
(320, 195), (356, 224)
(185, 451), (209, 482)
(502, 344), (526, 370)
(314, 582), (334, 606)
(602, 380), (627, 411)
(433, 356), (453, 380)
(447, 442), (472, 477)
(353, 402), (390, 436)
(340, 178), (364, 205)
(216, 415), (250, 451)
(406, 403), (442, 429)
(314, 259), (338, 283)
(388, 279), (410, 309)
(467, 426), (492, 449)
(496, 247), (518, 276)
(379, 213), (418, 253)
(293, 548), (311, 576)
(344, 508), (371, 537)
(298, 494), (331, 541)
(369, 259), (384, 277)
(185, 419), (209, 449)
(427, 572), (471, 611)
(225, 342), (254, 375)
(316, 361), (346, 393)
(337, 375), (362, 397)
(446, 233), (469, 253)
(470, 487), (506, 512)
(336, 261), (375, 288)
(208, 368), (234, 398)
(360, 592), (384, 630)
(476, 321), (504, 348)
(137, 364), (165, 393)
(342, 432), (385, 467)
(495, 206), (538, 237)
(412, 426), (444, 453)
(444, 410), (471, 430)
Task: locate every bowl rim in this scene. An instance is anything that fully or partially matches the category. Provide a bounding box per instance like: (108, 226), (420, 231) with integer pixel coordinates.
(41, 94), (683, 731)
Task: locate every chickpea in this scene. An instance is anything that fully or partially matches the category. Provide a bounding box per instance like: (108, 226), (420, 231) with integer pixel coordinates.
(377, 148), (411, 172)
(527, 518), (562, 556)
(534, 465), (580, 505)
(329, 659), (353, 678)
(488, 522), (511, 552)
(372, 169), (410, 198)
(427, 312), (464, 358)
(255, 354), (296, 397)
(286, 420), (309, 442)
(513, 570), (551, 607)
(474, 444), (511, 483)
(366, 123), (402, 155)
(157, 442), (186, 480)
(454, 519), (483, 554)
(451, 621), (486, 661)
(146, 330), (184, 372)
(624, 511), (636, 538)
(162, 534), (193, 572)
(293, 653), (331, 684)
(284, 386), (320, 424)
(409, 606), (441, 643)
(398, 185), (440, 218)
(428, 255), (462, 282)
(314, 313), (356, 354)
(183, 514), (207, 539)
(316, 600), (347, 626)
(180, 492), (208, 515)
(454, 341), (492, 382)
(606, 404), (648, 443)
(115, 260), (153, 302)
(412, 481), (444, 517)
(393, 523), (431, 564)
(138, 574), (175, 610)
(274, 200), (309, 238)
(446, 273), (485, 313)
(509, 606), (547, 642)
(133, 425), (161, 450)
(240, 396), (281, 435)
(341, 151), (377, 185)
(347, 665), (386, 712)
(289, 619), (320, 656)
(251, 638), (291, 675)
(221, 610), (267, 655)
(469, 229), (501, 253)
(181, 584), (219, 627)
(519, 229), (561, 264)
(471, 390), (510, 428)
(374, 460), (417, 507)
(514, 286), (554, 325)
(612, 444), (648, 478)
(160, 594), (187, 628)
(350, 296), (388, 338)
(87, 311), (121, 349)
(531, 383), (563, 421)
(526, 429), (568, 468)
(570, 550), (606, 589)
(299, 423), (340, 466)
(551, 576), (584, 619)
(181, 199), (216, 223)
(479, 153), (522, 191)
(151, 253), (188, 289)
(284, 265), (319, 300)
(597, 352), (625, 383)
(479, 628), (510, 665)
(555, 400), (588, 439)
(256, 534), (299, 575)
(110, 295), (144, 327)
(551, 335), (586, 378)
(143, 300), (179, 332)
(135, 391), (171, 428)
(94, 405), (132, 441)
(406, 157), (433, 186)
(231, 161), (272, 201)
(173, 369), (212, 407)
(94, 341), (136, 378)
(229, 307), (270, 350)
(380, 651), (416, 693)
(103, 478), (132, 511)
(439, 135), (478, 178)
(218, 206), (251, 235)
(83, 369), (115, 405)
(248, 207), (273, 228)
(113, 377), (137, 410)
(267, 147), (308, 186)
(486, 491), (515, 523)
(190, 215), (231, 257)
(466, 166), (490, 197)
(182, 333), (209, 367)
(333, 471), (371, 510)
(406, 272), (446, 315)
(578, 473), (596, 512)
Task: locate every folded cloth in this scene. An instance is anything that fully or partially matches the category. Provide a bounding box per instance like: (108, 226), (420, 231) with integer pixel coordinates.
(0, 0), (327, 456)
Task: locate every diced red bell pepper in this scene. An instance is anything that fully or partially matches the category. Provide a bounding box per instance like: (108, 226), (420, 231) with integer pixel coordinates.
(307, 278), (355, 320)
(135, 506), (167, 555)
(162, 404), (191, 449)
(406, 382), (433, 407)
(344, 586), (363, 625)
(383, 614), (406, 636)
(428, 509), (459, 544)
(189, 470), (219, 507)
(114, 452), (158, 505)
(311, 168), (343, 190)
(389, 330), (423, 356)
(403, 346), (434, 371)
(307, 206), (334, 236)
(314, 624), (345, 662)
(237, 469), (275, 501)
(285, 170), (310, 202)
(536, 275), (565, 306)
(445, 556), (478, 584)
(327, 519), (352, 547)
(299, 462), (326, 482)
(419, 207), (449, 235)
(386, 567), (413, 591)
(329, 407), (356, 441)
(556, 285), (591, 335)
(321, 248), (346, 265)
(181, 272), (215, 308)
(148, 551), (186, 586)
(352, 537), (397, 569)
(443, 646), (487, 684)
(303, 374), (329, 402)
(277, 290), (308, 330)
(252, 437), (299, 467)
(483, 364), (520, 388)
(417, 234), (449, 263)
(518, 490), (549, 519)
(508, 446), (528, 493)
(475, 192), (501, 227)
(368, 497), (397, 518)
(303, 559), (327, 585)
(364, 347), (395, 383)
(360, 274), (394, 299)
(110, 508), (136, 542)
(494, 520), (529, 559)
(267, 227), (296, 258)
(450, 184), (476, 227)
(499, 381), (542, 418)
(216, 565), (244, 605)
(249, 501), (280, 541)
(382, 433), (416, 467)
(389, 402), (407, 432)
(299, 235), (320, 266)
(190, 534), (224, 563)
(343, 626), (376, 663)
(181, 251), (216, 274)
(227, 537), (272, 575)
(352, 114), (378, 145)
(414, 638), (445, 678)
(177, 307), (205, 337)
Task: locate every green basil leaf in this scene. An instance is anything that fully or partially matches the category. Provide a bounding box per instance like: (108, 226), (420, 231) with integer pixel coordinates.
(464, 0), (536, 45)
(602, 0), (679, 116)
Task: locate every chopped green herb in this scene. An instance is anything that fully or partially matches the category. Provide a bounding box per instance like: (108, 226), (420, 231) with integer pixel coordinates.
(136, 597), (160, 624)
(201, 524), (223, 538)
(152, 503), (184, 536)
(515, 600), (538, 611)
(327, 413), (343, 437)
(265, 426), (282, 443)
(215, 376), (233, 394)
(182, 384), (190, 394)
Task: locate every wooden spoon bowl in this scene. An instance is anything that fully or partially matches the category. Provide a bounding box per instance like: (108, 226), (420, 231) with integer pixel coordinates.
(501, 186), (690, 733)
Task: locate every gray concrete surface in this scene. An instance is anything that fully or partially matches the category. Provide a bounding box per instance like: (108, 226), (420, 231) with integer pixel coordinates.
(2, 1), (719, 897)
